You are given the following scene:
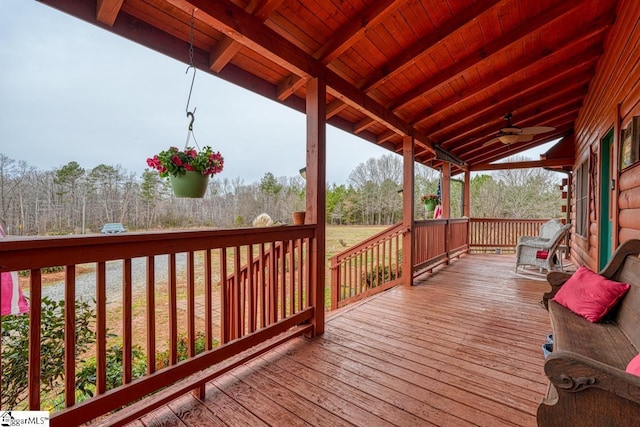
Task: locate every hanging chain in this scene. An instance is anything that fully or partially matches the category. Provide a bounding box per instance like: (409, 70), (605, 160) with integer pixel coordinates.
(188, 11), (195, 67)
(184, 9), (199, 149)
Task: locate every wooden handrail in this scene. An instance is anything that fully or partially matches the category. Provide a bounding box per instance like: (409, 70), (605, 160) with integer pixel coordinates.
(469, 218), (549, 252)
(330, 218), (472, 310)
(329, 223), (404, 310)
(0, 226), (315, 425)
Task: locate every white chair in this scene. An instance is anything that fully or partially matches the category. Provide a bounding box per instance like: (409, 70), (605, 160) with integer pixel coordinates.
(515, 219), (571, 276)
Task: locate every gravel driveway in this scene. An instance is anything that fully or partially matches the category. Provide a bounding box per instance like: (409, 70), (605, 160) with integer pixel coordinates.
(27, 254), (188, 304)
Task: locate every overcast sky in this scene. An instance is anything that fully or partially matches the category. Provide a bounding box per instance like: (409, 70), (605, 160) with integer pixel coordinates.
(0, 1), (399, 185)
(0, 1), (556, 186)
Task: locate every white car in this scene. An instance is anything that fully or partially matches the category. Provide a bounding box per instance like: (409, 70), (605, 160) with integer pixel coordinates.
(101, 223), (127, 234)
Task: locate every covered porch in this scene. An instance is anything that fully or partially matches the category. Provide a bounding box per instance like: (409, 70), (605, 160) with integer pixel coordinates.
(128, 254), (553, 427)
(2, 0), (640, 425)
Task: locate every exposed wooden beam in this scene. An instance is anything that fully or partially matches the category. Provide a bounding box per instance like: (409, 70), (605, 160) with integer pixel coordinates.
(277, 74), (305, 100)
(188, 0), (436, 153)
(354, 117), (375, 134)
(411, 37), (605, 128)
(360, 0), (501, 92)
(326, 99), (348, 119)
(96, 0), (123, 26)
(315, 0), (399, 64)
(208, 0), (284, 73)
(377, 129), (397, 144)
(389, 0), (590, 112)
(432, 66), (595, 142)
(441, 79), (590, 150)
(209, 37), (241, 72)
(471, 157), (575, 171)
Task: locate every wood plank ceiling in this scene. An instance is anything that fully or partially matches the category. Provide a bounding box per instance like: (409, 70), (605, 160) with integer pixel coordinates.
(40, 0), (618, 173)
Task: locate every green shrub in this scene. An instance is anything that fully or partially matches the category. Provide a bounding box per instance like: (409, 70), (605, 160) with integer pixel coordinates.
(155, 331), (215, 369)
(1, 297), (96, 409)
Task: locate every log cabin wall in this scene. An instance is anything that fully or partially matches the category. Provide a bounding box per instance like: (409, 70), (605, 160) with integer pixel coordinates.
(571, 0), (640, 269)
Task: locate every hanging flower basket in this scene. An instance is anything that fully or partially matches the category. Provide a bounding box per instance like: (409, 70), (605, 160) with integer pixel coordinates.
(146, 146), (224, 198)
(423, 199), (437, 212)
(421, 193), (439, 217)
(169, 171), (209, 198)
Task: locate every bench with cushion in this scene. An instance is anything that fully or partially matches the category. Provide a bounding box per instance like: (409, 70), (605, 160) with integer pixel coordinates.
(537, 239), (640, 427)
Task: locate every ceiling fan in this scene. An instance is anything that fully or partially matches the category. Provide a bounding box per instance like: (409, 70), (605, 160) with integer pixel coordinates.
(483, 113), (555, 145)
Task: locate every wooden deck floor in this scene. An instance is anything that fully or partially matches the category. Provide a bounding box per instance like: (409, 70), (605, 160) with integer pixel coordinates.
(128, 254), (558, 427)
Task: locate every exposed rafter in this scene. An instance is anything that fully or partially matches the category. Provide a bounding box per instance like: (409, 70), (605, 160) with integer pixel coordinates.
(96, 0), (124, 26)
(471, 157), (575, 171)
(208, 0), (284, 73)
(359, 0), (501, 92)
(315, 0), (399, 65)
(38, 0), (619, 169)
(388, 0), (591, 113)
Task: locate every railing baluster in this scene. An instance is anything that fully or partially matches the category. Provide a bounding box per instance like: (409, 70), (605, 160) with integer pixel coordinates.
(187, 251), (196, 357)
(204, 249), (213, 350)
(280, 242), (286, 320)
(288, 239), (295, 315)
(269, 242), (277, 324)
(248, 245), (256, 333)
(123, 258), (133, 385)
(220, 248), (229, 344)
(146, 256), (156, 374)
(259, 244), (266, 329)
(64, 265), (76, 407)
(168, 253), (178, 365)
(233, 246), (241, 340)
(28, 269), (42, 410)
(96, 262), (107, 395)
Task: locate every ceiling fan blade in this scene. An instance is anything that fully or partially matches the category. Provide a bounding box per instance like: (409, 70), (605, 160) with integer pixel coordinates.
(482, 137), (501, 146)
(500, 126), (522, 134)
(516, 133), (534, 142)
(520, 126), (555, 135)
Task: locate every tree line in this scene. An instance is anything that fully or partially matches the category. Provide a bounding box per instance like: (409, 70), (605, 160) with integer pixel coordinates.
(0, 153), (564, 236)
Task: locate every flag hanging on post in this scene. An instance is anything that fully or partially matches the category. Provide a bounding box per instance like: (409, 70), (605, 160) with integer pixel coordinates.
(1, 224), (29, 316)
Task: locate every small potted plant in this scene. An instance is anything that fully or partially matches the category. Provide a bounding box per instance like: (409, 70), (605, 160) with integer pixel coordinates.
(421, 193), (440, 217)
(147, 146), (224, 198)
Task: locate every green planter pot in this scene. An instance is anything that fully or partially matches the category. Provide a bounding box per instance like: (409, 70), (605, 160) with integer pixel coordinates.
(169, 171), (209, 198)
(423, 200), (437, 213)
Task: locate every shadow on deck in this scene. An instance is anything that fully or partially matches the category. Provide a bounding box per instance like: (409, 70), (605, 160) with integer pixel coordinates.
(129, 254), (554, 427)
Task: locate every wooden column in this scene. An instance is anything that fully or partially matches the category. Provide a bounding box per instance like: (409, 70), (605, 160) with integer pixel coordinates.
(441, 162), (451, 219)
(463, 169), (471, 217)
(402, 135), (415, 286)
(306, 77), (326, 336)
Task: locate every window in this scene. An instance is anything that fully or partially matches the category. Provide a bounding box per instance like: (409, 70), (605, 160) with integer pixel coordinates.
(575, 160), (588, 237)
(620, 116), (640, 169)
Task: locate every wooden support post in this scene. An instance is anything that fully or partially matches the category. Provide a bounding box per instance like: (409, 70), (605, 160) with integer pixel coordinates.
(402, 135), (415, 286)
(463, 169), (471, 217)
(306, 77), (326, 336)
(441, 162), (451, 219)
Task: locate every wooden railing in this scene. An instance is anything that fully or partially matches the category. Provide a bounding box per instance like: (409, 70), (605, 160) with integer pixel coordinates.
(330, 218), (471, 309)
(469, 218), (549, 253)
(0, 226), (315, 426)
(413, 218), (470, 271)
(329, 223), (404, 310)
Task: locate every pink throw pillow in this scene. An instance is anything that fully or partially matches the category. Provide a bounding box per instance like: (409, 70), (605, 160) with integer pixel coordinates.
(628, 354), (640, 376)
(552, 266), (630, 322)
